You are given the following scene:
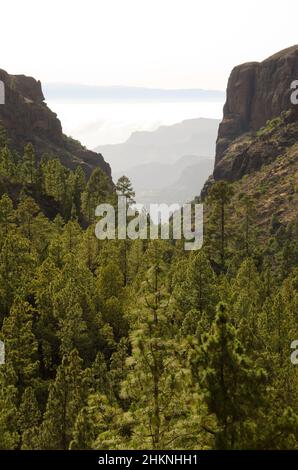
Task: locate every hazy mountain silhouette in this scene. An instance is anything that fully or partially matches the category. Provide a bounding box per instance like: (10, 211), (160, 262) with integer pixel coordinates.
(114, 155), (213, 206)
(95, 117), (220, 174)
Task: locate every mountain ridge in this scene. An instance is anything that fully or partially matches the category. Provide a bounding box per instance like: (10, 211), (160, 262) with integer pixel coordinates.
(215, 45), (298, 167)
(95, 117), (220, 174)
(202, 46), (298, 230)
(0, 68), (111, 178)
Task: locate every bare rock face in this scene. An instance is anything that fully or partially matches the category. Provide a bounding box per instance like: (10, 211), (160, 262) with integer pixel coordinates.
(200, 46), (298, 198)
(0, 69), (111, 178)
(216, 45), (298, 166)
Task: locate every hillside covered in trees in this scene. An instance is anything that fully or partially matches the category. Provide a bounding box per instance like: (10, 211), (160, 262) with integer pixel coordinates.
(0, 99), (297, 449)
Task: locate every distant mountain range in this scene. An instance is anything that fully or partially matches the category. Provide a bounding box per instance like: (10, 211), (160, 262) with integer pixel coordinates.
(95, 117), (220, 174)
(98, 117), (219, 206)
(95, 118), (219, 203)
(115, 155), (214, 206)
(43, 84), (225, 103)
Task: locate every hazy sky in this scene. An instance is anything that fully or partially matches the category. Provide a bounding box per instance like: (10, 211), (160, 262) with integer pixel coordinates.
(1, 0), (297, 90)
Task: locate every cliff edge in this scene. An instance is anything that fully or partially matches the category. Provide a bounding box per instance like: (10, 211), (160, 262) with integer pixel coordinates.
(0, 69), (111, 178)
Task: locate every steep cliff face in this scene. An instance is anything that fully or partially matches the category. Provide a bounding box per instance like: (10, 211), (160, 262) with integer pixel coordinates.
(205, 45), (298, 191)
(0, 69), (111, 178)
(201, 46), (298, 230)
(215, 45), (298, 168)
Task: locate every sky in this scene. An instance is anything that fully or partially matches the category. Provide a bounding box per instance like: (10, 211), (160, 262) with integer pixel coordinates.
(1, 0), (297, 90)
(1, 1), (297, 147)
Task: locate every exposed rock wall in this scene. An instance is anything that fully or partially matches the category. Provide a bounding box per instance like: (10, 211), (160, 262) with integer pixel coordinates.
(216, 45), (298, 166)
(0, 69), (111, 178)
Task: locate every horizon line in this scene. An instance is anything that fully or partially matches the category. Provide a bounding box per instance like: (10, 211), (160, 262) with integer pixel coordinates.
(43, 83), (225, 103)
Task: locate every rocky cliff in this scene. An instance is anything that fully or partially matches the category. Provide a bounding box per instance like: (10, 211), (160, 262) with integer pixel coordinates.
(0, 69), (111, 178)
(211, 45), (298, 182)
(202, 46), (298, 229)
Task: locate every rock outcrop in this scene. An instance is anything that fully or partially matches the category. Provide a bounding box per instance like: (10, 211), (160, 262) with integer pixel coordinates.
(215, 45), (298, 166)
(0, 69), (111, 178)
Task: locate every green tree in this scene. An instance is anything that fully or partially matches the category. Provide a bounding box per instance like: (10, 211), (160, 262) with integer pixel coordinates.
(71, 393), (129, 450)
(81, 168), (112, 222)
(0, 193), (15, 238)
(121, 244), (190, 449)
(20, 143), (37, 185)
(231, 258), (262, 348)
(190, 302), (264, 448)
(116, 175), (135, 205)
(173, 251), (218, 330)
(0, 371), (19, 449)
(42, 159), (68, 201)
(16, 196), (40, 247)
(208, 181), (234, 270)
(57, 297), (88, 357)
(38, 349), (87, 449)
(1, 298), (39, 392)
(235, 194), (257, 258)
(0, 122), (9, 149)
(188, 302), (296, 449)
(0, 233), (34, 318)
(18, 387), (41, 449)
(0, 145), (15, 179)
(72, 165), (86, 215)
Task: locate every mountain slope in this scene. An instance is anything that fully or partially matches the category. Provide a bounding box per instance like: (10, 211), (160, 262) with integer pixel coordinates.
(202, 46), (298, 233)
(230, 123), (298, 230)
(0, 68), (111, 178)
(215, 45), (298, 167)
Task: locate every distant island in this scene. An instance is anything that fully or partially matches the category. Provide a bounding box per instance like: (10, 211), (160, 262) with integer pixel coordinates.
(43, 83), (225, 103)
